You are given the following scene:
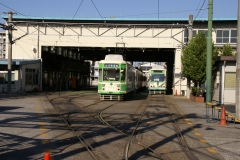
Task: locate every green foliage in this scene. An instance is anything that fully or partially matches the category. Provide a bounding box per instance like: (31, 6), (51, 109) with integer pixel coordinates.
(181, 31), (218, 86)
(219, 43), (235, 56)
(182, 32), (206, 84)
(191, 86), (205, 96)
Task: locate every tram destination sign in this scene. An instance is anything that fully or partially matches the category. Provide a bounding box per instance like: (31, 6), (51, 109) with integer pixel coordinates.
(104, 64), (119, 68)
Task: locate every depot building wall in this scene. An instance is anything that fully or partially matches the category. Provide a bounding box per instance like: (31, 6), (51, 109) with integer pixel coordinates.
(8, 24), (191, 94)
(10, 25), (185, 52)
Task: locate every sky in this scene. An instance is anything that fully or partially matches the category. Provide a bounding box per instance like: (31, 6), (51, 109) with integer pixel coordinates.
(0, 0), (238, 31)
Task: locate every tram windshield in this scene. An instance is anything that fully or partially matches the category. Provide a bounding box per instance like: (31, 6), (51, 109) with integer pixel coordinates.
(150, 74), (165, 82)
(103, 68), (123, 81)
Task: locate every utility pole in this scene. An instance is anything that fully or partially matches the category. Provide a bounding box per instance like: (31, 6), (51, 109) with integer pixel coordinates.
(206, 0), (213, 103)
(236, 0), (240, 119)
(7, 11), (13, 94)
(187, 14), (193, 99)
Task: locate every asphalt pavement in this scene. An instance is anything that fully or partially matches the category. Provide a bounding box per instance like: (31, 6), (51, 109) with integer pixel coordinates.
(0, 92), (239, 160)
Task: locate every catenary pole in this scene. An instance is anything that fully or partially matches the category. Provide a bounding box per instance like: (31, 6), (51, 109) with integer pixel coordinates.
(236, 0), (240, 119)
(187, 14), (193, 99)
(7, 11), (13, 94)
(206, 0), (213, 103)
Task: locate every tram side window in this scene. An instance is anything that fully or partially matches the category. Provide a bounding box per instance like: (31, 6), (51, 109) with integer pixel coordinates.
(120, 69), (125, 81)
(99, 69), (102, 82)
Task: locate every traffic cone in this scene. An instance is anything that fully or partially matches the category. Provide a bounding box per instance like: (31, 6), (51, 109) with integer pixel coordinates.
(44, 152), (51, 160)
(174, 90), (177, 96)
(219, 107), (228, 126)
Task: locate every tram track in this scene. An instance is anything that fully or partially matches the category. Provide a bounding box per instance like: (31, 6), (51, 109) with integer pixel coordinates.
(47, 92), (165, 159)
(124, 95), (168, 160)
(45, 92), (198, 160)
(46, 92), (101, 160)
(165, 97), (198, 160)
(134, 95), (197, 160)
(121, 95), (197, 160)
(47, 92), (127, 160)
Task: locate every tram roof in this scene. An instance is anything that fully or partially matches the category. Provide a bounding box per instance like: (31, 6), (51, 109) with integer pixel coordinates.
(1, 15), (237, 22)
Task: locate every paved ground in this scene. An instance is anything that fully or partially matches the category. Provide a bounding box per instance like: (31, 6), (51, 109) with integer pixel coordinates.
(0, 92), (239, 160)
(170, 96), (240, 160)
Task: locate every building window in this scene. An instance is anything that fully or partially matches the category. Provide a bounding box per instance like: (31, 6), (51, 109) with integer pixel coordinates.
(225, 72), (236, 88)
(197, 30), (208, 37)
(184, 29), (188, 43)
(0, 73), (5, 84)
(63, 49), (67, 57)
(230, 30), (237, 43)
(43, 46), (49, 52)
(26, 69), (38, 85)
(51, 47), (55, 54)
(184, 29), (207, 43)
(73, 52), (76, 59)
(58, 47), (62, 55)
(0, 72), (15, 84)
(77, 53), (81, 60)
(69, 50), (72, 58)
(216, 29), (237, 44)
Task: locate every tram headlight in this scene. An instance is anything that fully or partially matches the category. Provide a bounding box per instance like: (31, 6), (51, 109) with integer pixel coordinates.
(117, 84), (120, 87)
(102, 84), (105, 87)
(161, 84), (165, 87)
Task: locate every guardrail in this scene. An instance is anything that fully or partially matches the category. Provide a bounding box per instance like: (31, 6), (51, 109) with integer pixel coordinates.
(206, 102), (240, 124)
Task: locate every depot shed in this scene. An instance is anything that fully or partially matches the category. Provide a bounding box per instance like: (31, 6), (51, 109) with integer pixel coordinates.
(213, 56), (236, 104)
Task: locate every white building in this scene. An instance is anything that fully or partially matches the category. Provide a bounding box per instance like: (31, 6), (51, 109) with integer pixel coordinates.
(0, 15), (237, 100)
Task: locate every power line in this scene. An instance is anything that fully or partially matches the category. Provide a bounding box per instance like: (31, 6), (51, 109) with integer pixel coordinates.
(194, 0), (203, 16)
(72, 0), (84, 19)
(0, 2), (31, 19)
(115, 8), (206, 18)
(17, 43), (34, 59)
(90, 0), (103, 19)
(194, 0), (207, 21)
(89, 0), (122, 43)
(199, 3), (208, 19)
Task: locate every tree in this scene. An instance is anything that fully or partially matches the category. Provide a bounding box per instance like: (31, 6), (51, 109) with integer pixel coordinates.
(181, 31), (218, 90)
(219, 43), (235, 56)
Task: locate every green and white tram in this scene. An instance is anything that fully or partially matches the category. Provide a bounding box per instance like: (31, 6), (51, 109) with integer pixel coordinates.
(98, 54), (136, 100)
(148, 68), (167, 95)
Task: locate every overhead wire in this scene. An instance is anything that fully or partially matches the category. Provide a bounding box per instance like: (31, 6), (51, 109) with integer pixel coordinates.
(199, 3), (208, 19)
(194, 0), (203, 17)
(115, 9), (205, 18)
(0, 2), (91, 48)
(17, 43), (34, 59)
(72, 0), (84, 19)
(90, 0), (104, 19)
(89, 0), (122, 44)
(13, 31), (53, 46)
(0, 1), (209, 54)
(194, 0), (207, 21)
(0, 2), (31, 19)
